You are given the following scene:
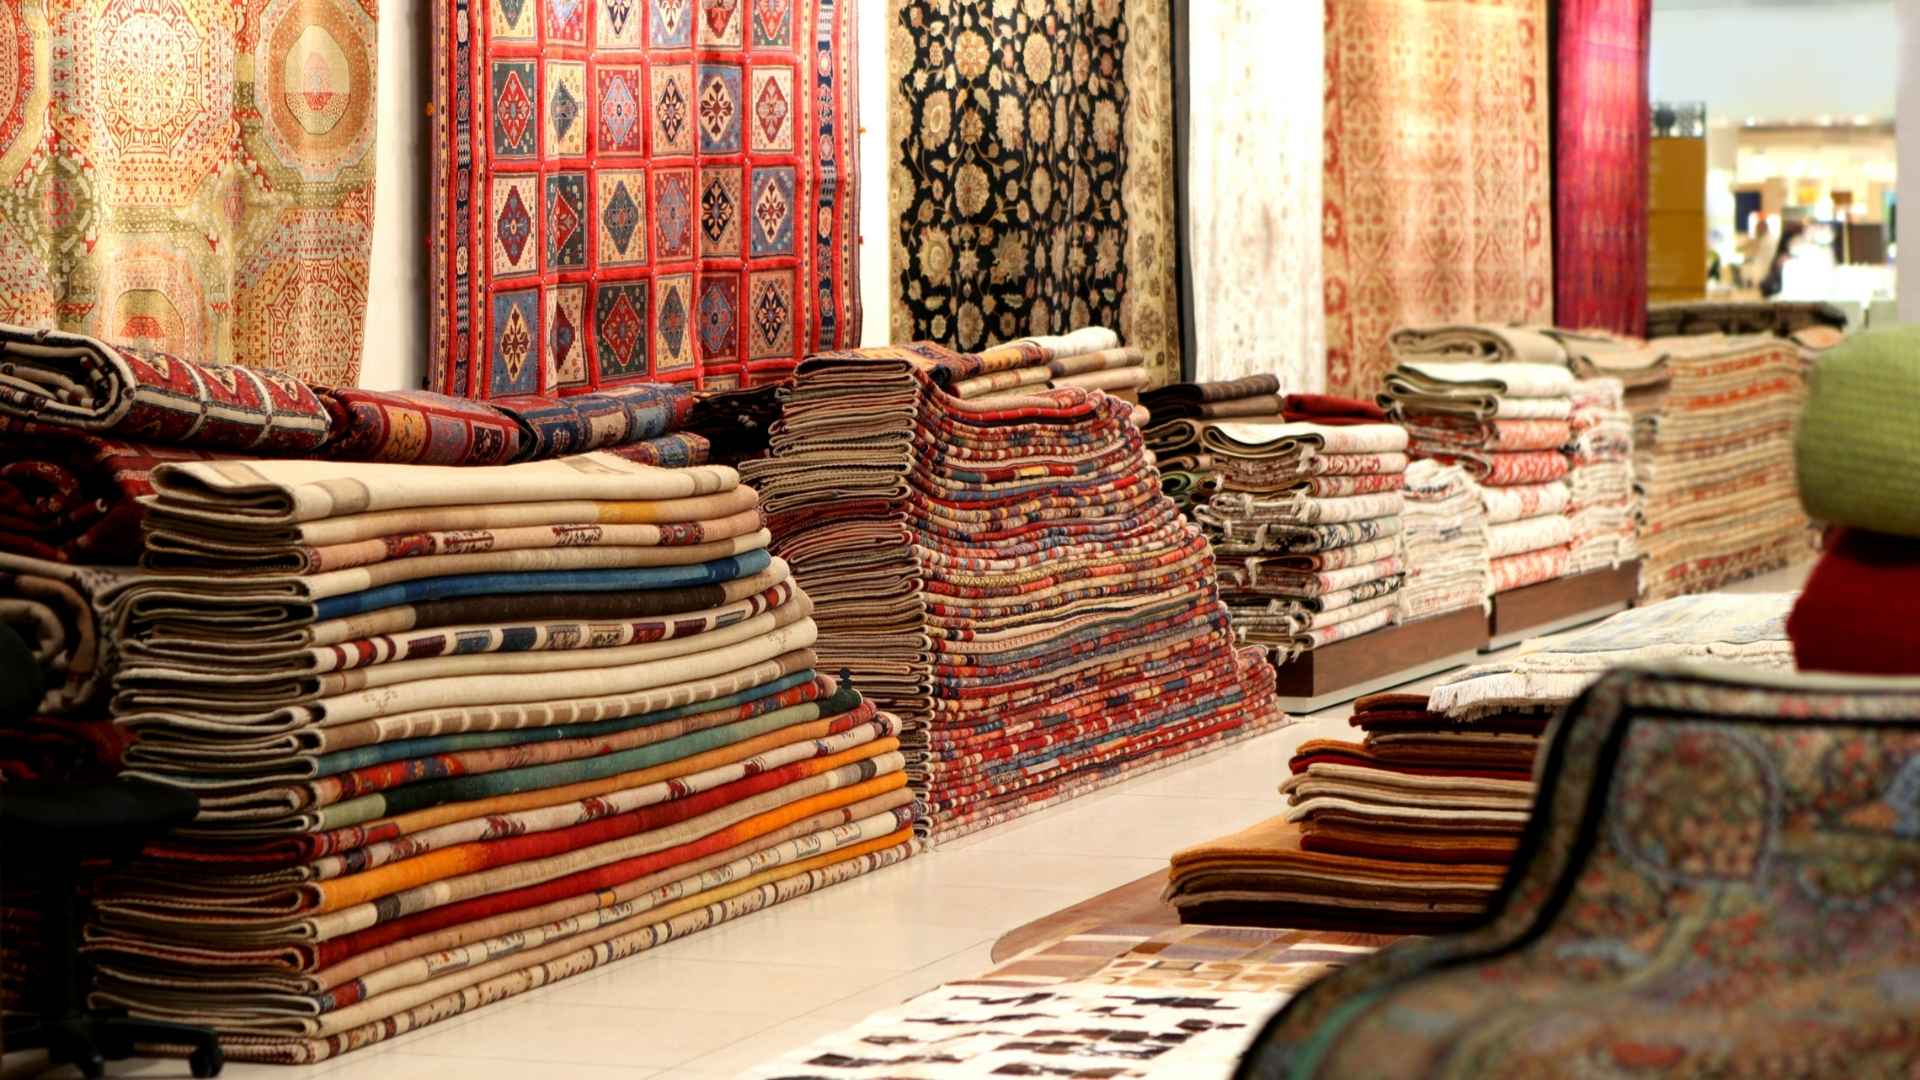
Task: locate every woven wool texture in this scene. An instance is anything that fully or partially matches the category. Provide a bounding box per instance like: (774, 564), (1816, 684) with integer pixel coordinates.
(1323, 0), (1553, 397)
(743, 336), (1284, 841)
(0, 452), (925, 1063)
(1183, 0), (1324, 389)
(432, 0), (860, 397)
(1553, 0), (1651, 336)
(888, 0), (1181, 386)
(0, 0), (377, 385)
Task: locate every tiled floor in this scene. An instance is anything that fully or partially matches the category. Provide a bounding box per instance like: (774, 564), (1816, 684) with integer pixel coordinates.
(10, 566), (1810, 1080)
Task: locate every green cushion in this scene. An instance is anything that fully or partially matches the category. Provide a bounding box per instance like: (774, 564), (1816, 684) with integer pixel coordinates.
(1796, 325), (1920, 538)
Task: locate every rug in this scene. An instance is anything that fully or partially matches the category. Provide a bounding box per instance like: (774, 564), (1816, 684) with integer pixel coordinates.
(1182, 0), (1322, 388)
(743, 339), (1286, 840)
(1396, 461), (1490, 623)
(747, 923), (1388, 1078)
(430, 0), (860, 396)
(1553, 0), (1651, 336)
(1237, 663), (1920, 1079)
(0, 1), (376, 385)
(889, 1), (1180, 385)
(1323, 0), (1553, 397)
(0, 435), (230, 563)
(0, 326), (332, 452)
(1427, 592), (1797, 717)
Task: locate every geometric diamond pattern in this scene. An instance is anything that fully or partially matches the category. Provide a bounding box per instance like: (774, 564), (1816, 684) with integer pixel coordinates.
(596, 170), (648, 268)
(752, 0), (792, 46)
(546, 62), (586, 157)
(594, 282), (650, 379)
(750, 166), (795, 257)
(652, 65), (694, 157)
(700, 167), (742, 258)
(696, 63), (743, 154)
(653, 0), (693, 47)
(699, 0), (743, 47)
(750, 67), (794, 153)
(491, 61), (538, 158)
(653, 169), (695, 261)
(654, 273), (694, 372)
(448, 0), (852, 396)
(491, 175), (539, 275)
(697, 273), (739, 361)
(546, 172), (588, 271)
(748, 269), (795, 359)
(598, 67), (644, 154)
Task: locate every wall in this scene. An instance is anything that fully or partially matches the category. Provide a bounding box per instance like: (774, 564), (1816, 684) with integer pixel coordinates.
(1902, 0), (1920, 320)
(357, 3), (892, 391)
(1651, 2), (1896, 123)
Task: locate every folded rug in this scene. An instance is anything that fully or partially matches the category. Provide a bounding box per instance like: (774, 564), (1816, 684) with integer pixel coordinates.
(1481, 479), (1572, 523)
(493, 384), (695, 461)
(0, 435), (229, 563)
(1387, 324), (1569, 365)
(317, 389), (522, 466)
(0, 325), (331, 451)
(1281, 393), (1388, 425)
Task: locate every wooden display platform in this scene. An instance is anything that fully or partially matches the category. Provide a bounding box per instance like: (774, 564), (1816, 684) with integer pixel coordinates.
(1486, 561), (1642, 651)
(1272, 605), (1488, 714)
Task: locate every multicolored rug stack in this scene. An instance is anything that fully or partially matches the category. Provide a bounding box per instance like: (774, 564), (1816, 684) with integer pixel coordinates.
(1634, 335), (1815, 600)
(1186, 419), (1410, 663)
(1382, 360), (1577, 593)
(1163, 691), (1523, 934)
(944, 330), (1153, 411)
(1396, 460), (1491, 623)
(1563, 377), (1640, 575)
(741, 333), (1286, 841)
(68, 455), (916, 1063)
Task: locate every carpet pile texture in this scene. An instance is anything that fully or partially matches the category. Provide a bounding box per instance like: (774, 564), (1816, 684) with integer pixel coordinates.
(741, 331), (1286, 841)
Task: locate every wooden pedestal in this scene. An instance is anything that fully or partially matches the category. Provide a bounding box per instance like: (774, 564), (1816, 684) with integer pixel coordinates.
(1271, 605), (1489, 714)
(1486, 561), (1643, 651)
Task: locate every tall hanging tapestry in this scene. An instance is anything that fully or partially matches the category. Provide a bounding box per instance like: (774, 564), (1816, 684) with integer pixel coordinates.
(889, 0), (1181, 387)
(1554, 0), (1650, 337)
(1183, 0), (1323, 390)
(0, 0), (378, 385)
(432, 0), (861, 397)
(1323, 0), (1553, 398)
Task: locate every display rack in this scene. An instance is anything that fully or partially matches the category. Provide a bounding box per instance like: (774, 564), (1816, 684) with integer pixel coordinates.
(1272, 605), (1489, 714)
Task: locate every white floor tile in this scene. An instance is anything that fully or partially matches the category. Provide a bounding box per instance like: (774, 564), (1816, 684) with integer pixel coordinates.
(395, 1000), (777, 1069)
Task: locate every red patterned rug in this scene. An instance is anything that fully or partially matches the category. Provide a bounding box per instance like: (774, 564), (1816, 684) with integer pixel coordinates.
(431, 0), (861, 398)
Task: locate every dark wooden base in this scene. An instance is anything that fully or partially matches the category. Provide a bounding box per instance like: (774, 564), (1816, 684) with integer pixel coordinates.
(1486, 560), (1642, 650)
(1272, 605), (1489, 713)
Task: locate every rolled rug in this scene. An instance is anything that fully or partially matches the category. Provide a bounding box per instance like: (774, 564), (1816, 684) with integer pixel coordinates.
(1795, 326), (1920, 540)
(1787, 528), (1920, 675)
(0, 435), (231, 563)
(0, 324), (331, 451)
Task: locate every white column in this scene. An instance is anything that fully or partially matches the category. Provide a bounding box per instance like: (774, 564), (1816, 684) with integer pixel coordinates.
(1899, 0), (1920, 321)
(359, 0), (429, 389)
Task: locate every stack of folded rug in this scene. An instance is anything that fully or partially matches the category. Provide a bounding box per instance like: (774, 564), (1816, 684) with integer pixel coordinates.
(1383, 361), (1576, 593)
(946, 329), (1154, 408)
(1790, 326), (1920, 674)
(1635, 334), (1815, 599)
(1397, 460), (1491, 622)
(1645, 299), (1848, 340)
(1563, 377), (1639, 574)
(1164, 692), (1523, 933)
(74, 454), (917, 1064)
(742, 336), (1285, 841)
(0, 327), (715, 566)
(1188, 422), (1410, 662)
(1140, 375), (1286, 512)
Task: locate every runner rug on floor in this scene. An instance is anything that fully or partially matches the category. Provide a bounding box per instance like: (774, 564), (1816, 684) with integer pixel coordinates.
(741, 332), (1287, 842)
(745, 922), (1389, 1078)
